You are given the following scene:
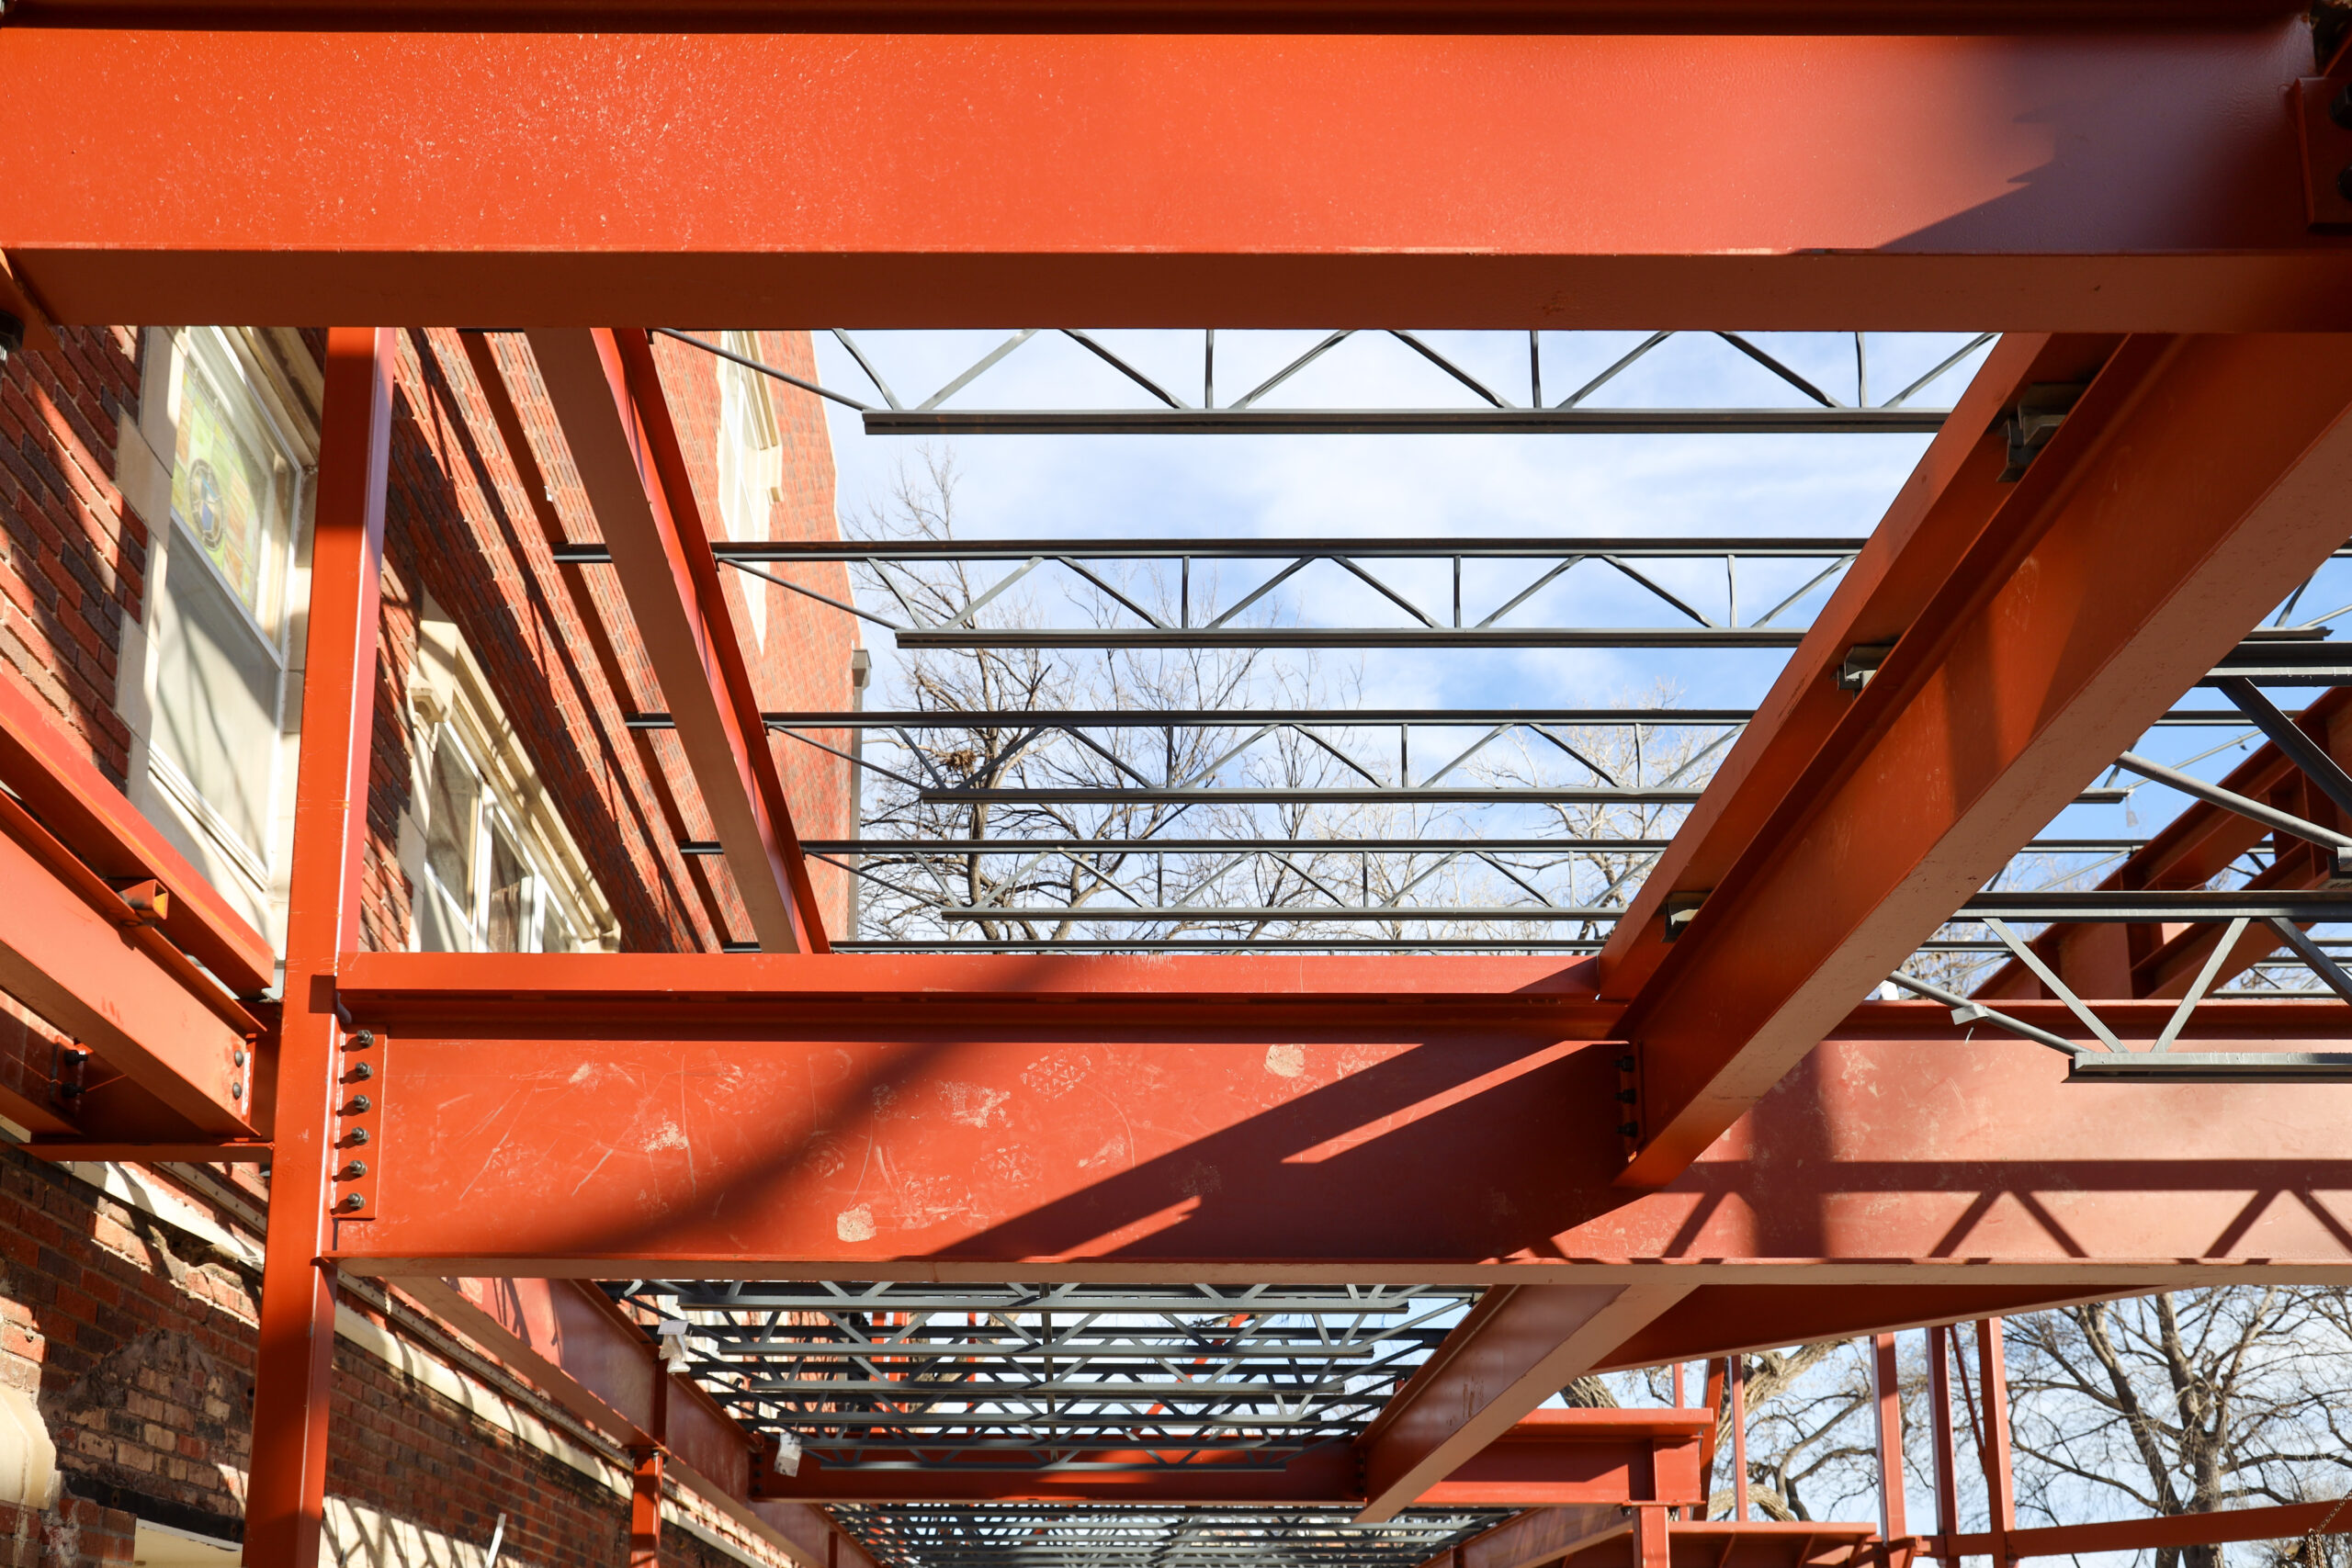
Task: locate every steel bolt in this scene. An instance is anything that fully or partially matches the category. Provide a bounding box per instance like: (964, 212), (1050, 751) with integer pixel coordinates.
(345, 1094), (370, 1114)
(230, 1080), (243, 1100)
(1618, 1122), (1640, 1138)
(232, 1048), (246, 1067)
(336, 1192), (366, 1213)
(2334, 83), (2352, 130)
(349, 1029), (375, 1048)
(338, 1160), (368, 1180)
(1614, 1088), (1638, 1104)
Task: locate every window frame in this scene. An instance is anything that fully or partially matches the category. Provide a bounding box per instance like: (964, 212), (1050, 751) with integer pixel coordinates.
(142, 326), (313, 896)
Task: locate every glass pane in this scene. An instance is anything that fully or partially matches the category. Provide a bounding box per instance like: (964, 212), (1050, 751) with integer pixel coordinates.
(151, 537), (282, 864)
(424, 737), (480, 930)
(169, 338), (287, 626)
(537, 893), (576, 954)
(485, 823), (528, 953)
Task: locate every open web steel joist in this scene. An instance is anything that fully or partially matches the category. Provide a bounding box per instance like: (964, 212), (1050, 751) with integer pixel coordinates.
(5, 7), (2352, 1568)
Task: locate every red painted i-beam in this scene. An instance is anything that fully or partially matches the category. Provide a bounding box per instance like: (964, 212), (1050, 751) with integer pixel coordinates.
(1606, 332), (2352, 1188)
(1, 27), (2347, 329)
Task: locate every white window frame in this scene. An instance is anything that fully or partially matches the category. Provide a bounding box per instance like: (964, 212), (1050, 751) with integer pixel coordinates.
(402, 595), (616, 954)
(137, 327), (315, 906)
(714, 330), (783, 648)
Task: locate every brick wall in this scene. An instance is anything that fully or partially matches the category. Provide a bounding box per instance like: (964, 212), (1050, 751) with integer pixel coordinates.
(0, 1143), (801, 1568)
(650, 332), (858, 938)
(0, 319), (856, 1564)
(0, 329), (143, 786)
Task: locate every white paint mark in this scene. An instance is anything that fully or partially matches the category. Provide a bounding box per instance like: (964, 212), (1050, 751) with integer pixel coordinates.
(1264, 1043), (1306, 1077)
(940, 1081), (1012, 1129)
(836, 1204), (876, 1243)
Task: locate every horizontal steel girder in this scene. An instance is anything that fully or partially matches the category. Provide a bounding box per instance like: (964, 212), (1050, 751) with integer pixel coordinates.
(1, 27), (2347, 328)
(745, 1413), (1706, 1506)
(326, 953), (2352, 1292)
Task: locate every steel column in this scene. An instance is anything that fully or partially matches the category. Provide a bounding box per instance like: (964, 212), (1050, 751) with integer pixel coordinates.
(246, 327), (395, 1568)
(1728, 1359), (1748, 1522)
(1871, 1334), (1906, 1549)
(1974, 1323), (2018, 1568)
(1611, 332), (2352, 1186)
(1926, 1328), (1959, 1562)
(630, 1450), (663, 1568)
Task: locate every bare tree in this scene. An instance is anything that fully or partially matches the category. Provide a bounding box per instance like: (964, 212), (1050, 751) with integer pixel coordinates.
(832, 452), (1724, 949)
(2002, 1292), (2352, 1568)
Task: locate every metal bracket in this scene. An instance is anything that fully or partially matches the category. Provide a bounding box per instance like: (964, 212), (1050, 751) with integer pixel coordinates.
(1838, 642), (1894, 692)
(1996, 383), (2086, 481)
(1660, 890), (1709, 942)
(2296, 74), (2352, 231)
(330, 1027), (385, 1220)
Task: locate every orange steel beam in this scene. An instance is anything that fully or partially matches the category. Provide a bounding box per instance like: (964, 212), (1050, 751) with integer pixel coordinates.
(401, 1277), (882, 1568)
(248, 328), (397, 1568)
(321, 953), (2352, 1289)
(1570, 1523), (1878, 1568)
(1442, 1506), (1628, 1568)
(1921, 1498), (2352, 1562)
(0, 671), (276, 996)
(749, 1410), (1707, 1506)
(1603, 332), (2352, 1188)
(526, 328), (825, 953)
(1353, 1286), (1694, 1521)
(0, 795), (256, 1138)
(0, 1), (2317, 26)
(456, 330), (740, 947)
(1600, 1285), (2110, 1371)
(3, 28), (2349, 330)
(1419, 1513), (1880, 1568)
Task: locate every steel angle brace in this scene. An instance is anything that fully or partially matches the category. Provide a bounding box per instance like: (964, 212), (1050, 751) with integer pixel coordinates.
(2110, 750), (2352, 872)
(1896, 914), (2352, 1079)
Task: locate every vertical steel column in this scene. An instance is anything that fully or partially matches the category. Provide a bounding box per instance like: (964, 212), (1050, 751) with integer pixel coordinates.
(246, 328), (396, 1568)
(629, 1449), (663, 1568)
(1729, 1355), (1749, 1521)
(1699, 1359), (1727, 1520)
(1928, 1326), (1960, 1561)
(1872, 1333), (1909, 1554)
(1631, 1505), (1671, 1568)
(1975, 1321), (2018, 1568)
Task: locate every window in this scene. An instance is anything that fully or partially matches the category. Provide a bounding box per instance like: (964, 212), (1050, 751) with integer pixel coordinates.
(145, 328), (310, 895)
(414, 724), (582, 953)
(403, 595), (612, 954)
(714, 330), (782, 647)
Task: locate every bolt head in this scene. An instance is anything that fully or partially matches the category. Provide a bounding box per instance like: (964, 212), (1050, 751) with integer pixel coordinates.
(336, 1192), (366, 1213)
(230, 1080), (243, 1100)
(2334, 82), (2352, 130)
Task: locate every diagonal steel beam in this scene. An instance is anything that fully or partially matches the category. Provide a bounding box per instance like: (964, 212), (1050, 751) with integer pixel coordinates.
(1351, 1284), (1694, 1522)
(526, 328), (826, 952)
(1602, 331), (2352, 1187)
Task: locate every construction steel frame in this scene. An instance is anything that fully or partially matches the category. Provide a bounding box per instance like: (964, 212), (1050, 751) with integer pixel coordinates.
(7, 6), (2352, 1568)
